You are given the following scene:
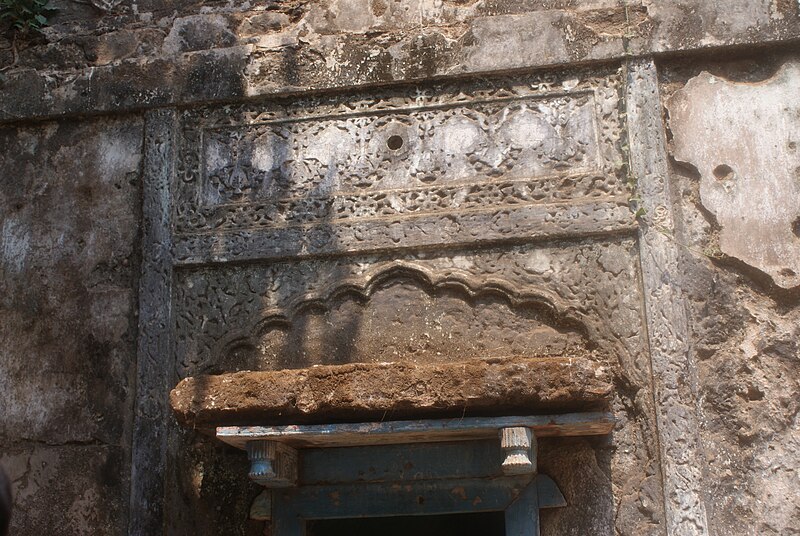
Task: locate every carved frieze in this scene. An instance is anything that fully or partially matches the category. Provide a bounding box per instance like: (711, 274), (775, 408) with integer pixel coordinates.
(173, 67), (631, 264)
(170, 65), (645, 397)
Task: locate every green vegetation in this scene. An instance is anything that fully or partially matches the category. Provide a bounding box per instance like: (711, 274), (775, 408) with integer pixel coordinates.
(0, 0), (56, 34)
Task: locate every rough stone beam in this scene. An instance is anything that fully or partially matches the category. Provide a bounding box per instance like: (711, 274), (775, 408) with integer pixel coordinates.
(170, 357), (612, 428)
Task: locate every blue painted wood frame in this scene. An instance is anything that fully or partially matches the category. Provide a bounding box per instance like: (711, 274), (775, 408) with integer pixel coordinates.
(268, 440), (565, 536)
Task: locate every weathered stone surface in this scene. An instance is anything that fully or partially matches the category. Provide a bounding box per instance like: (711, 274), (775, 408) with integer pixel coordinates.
(2, 4), (795, 535)
(1, 0), (799, 123)
(668, 60), (800, 289)
(170, 66), (633, 265)
(662, 55), (800, 536)
(0, 116), (142, 533)
(129, 109), (177, 536)
(627, 58), (709, 535)
(158, 62), (660, 535)
(641, 0), (800, 54)
(0, 445), (128, 535)
(171, 356), (613, 427)
(0, 117), (141, 444)
(173, 240), (644, 379)
(538, 437), (615, 535)
(163, 429), (264, 536)
(187, 77), (614, 213)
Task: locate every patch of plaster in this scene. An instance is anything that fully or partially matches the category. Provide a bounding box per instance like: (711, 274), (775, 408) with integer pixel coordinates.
(667, 60), (800, 289)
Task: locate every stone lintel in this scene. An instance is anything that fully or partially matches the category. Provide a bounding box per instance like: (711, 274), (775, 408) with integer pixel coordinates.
(170, 356), (612, 429)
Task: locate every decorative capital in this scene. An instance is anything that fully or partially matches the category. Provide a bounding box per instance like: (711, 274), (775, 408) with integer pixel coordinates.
(246, 440), (298, 487)
(500, 427), (537, 475)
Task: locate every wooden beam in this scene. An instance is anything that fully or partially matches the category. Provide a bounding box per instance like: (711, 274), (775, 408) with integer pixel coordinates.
(300, 440), (505, 485)
(272, 475), (536, 520)
(505, 476), (540, 536)
(217, 412), (614, 450)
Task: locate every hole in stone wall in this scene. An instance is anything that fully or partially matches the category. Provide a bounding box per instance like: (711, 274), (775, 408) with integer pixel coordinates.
(387, 135), (404, 150)
(713, 164), (735, 181)
(793, 216), (800, 238)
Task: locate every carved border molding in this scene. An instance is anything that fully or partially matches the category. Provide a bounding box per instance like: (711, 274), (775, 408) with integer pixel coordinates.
(129, 109), (177, 536)
(173, 199), (635, 264)
(627, 58), (709, 536)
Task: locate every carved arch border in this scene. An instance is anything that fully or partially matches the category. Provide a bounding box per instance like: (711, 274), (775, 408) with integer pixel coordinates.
(217, 261), (594, 361)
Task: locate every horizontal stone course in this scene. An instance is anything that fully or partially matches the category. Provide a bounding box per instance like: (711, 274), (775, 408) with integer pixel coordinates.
(1, 0), (799, 123)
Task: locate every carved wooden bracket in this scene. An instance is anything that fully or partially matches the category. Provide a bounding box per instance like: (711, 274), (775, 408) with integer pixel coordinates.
(219, 413), (612, 488)
(500, 427), (537, 475)
(246, 441), (298, 487)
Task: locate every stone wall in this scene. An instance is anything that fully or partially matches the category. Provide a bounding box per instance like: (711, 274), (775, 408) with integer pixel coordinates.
(661, 50), (800, 535)
(0, 116), (143, 533)
(0, 1), (798, 535)
(2, 0), (799, 121)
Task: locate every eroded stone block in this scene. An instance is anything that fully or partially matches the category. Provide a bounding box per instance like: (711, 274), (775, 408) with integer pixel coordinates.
(667, 61), (800, 289)
(170, 356), (612, 427)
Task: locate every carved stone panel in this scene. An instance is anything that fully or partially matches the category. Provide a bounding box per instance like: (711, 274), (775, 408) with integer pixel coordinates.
(164, 66), (664, 536)
(173, 239), (646, 383)
(172, 67), (632, 264)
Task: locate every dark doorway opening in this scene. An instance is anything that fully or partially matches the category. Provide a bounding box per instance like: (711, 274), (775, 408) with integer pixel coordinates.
(306, 511), (506, 536)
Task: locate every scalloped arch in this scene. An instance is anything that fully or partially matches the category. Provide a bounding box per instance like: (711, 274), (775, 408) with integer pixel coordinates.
(219, 261), (589, 359)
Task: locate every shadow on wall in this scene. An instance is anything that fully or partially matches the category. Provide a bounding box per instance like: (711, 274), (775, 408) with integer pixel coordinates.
(217, 266), (593, 374)
(166, 49), (621, 535)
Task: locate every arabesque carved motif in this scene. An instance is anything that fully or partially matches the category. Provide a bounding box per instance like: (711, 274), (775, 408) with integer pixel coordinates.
(173, 67), (628, 248)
